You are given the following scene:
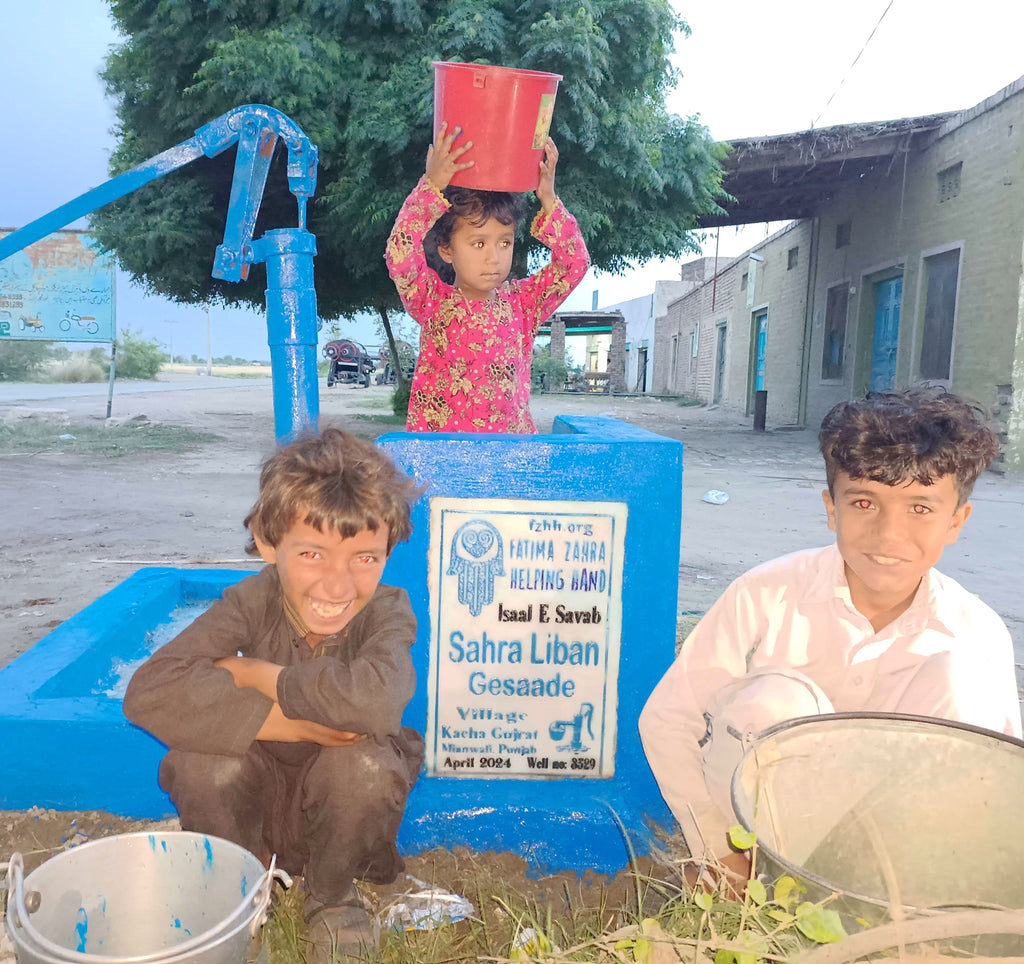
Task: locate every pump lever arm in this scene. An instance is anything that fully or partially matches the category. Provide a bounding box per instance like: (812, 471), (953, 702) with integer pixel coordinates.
(195, 105), (318, 282)
(0, 138), (204, 264)
(0, 104), (319, 284)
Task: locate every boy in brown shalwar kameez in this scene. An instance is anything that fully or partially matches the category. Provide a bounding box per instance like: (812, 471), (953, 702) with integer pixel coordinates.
(124, 429), (424, 962)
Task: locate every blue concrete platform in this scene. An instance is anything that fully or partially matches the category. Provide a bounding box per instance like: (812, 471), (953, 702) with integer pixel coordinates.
(0, 416), (683, 874)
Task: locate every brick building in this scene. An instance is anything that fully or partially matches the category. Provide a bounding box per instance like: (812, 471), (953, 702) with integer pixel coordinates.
(655, 75), (1024, 471)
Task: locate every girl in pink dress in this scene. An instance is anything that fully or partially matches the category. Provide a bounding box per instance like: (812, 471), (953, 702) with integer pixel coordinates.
(385, 123), (590, 433)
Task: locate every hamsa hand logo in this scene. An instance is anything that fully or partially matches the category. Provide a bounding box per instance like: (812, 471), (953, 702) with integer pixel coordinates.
(448, 519), (504, 616)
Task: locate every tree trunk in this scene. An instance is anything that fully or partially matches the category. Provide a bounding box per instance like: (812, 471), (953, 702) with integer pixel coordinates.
(377, 305), (406, 389)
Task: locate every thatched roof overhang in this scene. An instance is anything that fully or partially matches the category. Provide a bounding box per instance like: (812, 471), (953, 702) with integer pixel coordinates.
(699, 114), (957, 227)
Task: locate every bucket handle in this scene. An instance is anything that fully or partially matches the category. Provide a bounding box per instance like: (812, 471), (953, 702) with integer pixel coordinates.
(6, 850), (290, 964)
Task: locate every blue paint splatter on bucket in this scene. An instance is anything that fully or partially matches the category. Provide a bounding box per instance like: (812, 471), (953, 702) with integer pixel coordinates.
(148, 835), (156, 851)
(241, 875), (248, 896)
(76, 908), (88, 952)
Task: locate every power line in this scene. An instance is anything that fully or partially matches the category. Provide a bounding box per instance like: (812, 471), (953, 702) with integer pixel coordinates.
(813, 0), (895, 127)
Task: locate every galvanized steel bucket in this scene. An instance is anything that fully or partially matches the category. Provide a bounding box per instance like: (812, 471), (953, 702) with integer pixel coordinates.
(732, 713), (1024, 953)
(4, 831), (287, 964)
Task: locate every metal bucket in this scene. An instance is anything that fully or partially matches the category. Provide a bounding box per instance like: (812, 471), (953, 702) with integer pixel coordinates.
(732, 713), (1024, 950)
(4, 831), (285, 964)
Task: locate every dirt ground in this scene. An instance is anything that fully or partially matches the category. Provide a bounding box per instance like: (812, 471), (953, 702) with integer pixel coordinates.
(3, 375), (1021, 671)
(0, 375), (840, 668)
(1, 375), (1022, 938)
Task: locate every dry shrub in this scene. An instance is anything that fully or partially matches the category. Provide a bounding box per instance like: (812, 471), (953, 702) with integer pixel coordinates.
(50, 354), (106, 383)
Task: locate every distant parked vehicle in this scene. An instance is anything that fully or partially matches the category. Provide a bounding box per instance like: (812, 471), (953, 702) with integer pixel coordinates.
(323, 340), (375, 388)
(376, 341), (417, 385)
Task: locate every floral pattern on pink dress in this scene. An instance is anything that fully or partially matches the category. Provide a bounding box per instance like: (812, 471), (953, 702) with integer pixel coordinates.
(385, 177), (590, 433)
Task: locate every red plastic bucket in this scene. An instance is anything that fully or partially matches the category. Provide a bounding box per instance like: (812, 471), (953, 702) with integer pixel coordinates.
(432, 61), (562, 192)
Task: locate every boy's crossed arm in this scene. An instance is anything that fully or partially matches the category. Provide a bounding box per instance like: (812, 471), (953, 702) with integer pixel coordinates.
(214, 655), (366, 747)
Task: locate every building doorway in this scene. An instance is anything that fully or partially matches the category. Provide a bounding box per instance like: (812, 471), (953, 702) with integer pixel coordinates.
(635, 346), (648, 392)
(919, 248), (960, 382)
(754, 311), (768, 388)
(747, 310), (768, 414)
(714, 324), (726, 404)
(870, 276), (902, 392)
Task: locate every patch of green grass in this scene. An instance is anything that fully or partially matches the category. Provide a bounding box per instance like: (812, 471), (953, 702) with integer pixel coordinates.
(212, 371), (273, 379)
(676, 395), (704, 408)
(264, 861), (622, 964)
(352, 394), (393, 411)
(353, 413), (407, 426)
(266, 883), (310, 964)
(261, 840), (852, 964)
(0, 421), (218, 457)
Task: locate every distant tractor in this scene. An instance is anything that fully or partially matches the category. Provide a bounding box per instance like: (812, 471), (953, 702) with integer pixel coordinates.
(323, 340), (376, 388)
(376, 341), (417, 385)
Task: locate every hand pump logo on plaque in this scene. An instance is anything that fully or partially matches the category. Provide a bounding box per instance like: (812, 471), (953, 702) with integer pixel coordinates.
(426, 497), (627, 778)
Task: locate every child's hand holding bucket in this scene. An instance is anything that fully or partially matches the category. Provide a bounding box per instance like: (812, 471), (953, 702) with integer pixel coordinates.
(536, 137), (559, 214)
(426, 122), (474, 191)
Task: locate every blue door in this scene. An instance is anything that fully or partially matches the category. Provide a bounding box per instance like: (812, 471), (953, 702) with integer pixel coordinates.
(870, 277), (902, 392)
(754, 312), (768, 391)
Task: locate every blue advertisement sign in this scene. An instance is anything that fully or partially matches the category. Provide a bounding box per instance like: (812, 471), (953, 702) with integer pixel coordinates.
(0, 230), (115, 343)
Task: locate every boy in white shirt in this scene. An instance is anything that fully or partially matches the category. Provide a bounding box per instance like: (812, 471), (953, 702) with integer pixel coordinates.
(639, 388), (1021, 886)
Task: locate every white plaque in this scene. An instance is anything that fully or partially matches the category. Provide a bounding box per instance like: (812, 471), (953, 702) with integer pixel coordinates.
(425, 497), (627, 778)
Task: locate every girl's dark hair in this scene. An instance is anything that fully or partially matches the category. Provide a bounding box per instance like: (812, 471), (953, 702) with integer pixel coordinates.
(424, 187), (528, 284)
(818, 387), (1000, 506)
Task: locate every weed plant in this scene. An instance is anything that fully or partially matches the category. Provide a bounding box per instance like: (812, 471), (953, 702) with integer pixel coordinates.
(391, 380), (412, 420)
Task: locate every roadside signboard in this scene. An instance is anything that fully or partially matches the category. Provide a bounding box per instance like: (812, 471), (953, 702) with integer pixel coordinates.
(0, 229), (115, 343)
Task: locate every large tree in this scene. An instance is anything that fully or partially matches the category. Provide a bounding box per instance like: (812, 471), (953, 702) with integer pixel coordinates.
(93, 0), (726, 341)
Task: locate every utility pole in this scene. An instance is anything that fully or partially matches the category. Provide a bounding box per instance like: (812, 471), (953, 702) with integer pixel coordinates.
(205, 303), (212, 375)
(163, 319), (179, 364)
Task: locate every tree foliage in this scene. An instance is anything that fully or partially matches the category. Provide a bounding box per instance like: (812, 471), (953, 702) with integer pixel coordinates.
(111, 329), (165, 379)
(531, 343), (572, 393)
(93, 0), (726, 321)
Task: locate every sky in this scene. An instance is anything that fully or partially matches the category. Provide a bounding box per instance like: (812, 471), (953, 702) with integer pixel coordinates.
(3, 0), (1024, 360)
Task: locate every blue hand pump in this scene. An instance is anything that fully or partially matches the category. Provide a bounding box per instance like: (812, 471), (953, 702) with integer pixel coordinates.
(0, 104), (321, 444)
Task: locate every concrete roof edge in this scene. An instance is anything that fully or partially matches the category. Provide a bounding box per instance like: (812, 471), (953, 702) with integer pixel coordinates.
(936, 73), (1024, 139)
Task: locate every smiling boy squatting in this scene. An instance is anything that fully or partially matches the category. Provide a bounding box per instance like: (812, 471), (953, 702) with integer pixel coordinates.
(123, 429), (424, 957)
(639, 388), (1023, 870)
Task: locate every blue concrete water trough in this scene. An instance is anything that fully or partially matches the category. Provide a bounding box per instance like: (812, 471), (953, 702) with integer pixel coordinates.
(0, 416), (682, 874)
